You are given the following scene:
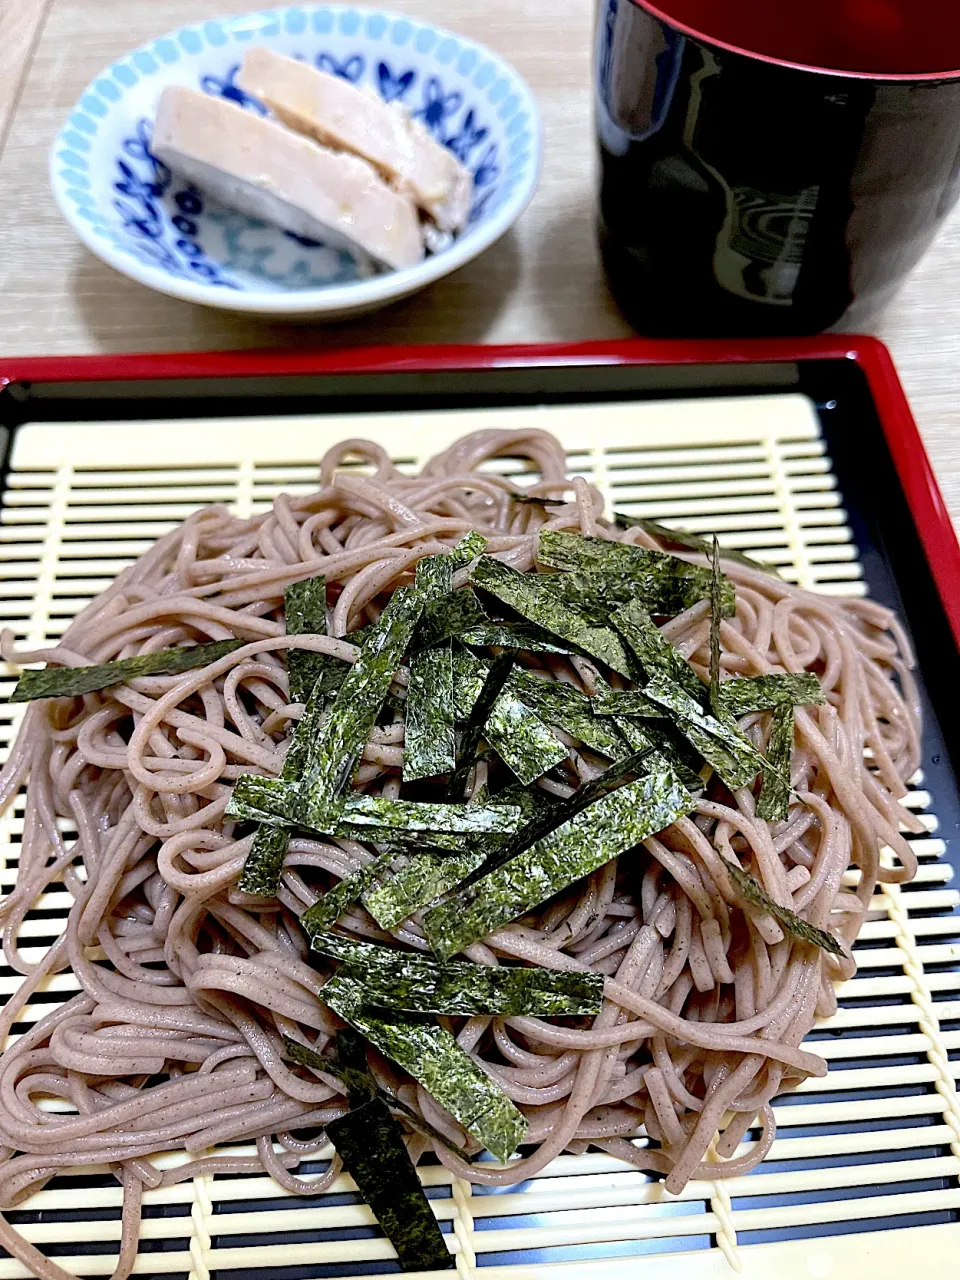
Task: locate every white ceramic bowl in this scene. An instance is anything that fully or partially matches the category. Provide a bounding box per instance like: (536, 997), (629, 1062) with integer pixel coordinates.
(50, 5), (542, 319)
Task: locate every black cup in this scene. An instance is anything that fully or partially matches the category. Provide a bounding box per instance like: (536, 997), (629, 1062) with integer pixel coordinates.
(596, 0), (960, 336)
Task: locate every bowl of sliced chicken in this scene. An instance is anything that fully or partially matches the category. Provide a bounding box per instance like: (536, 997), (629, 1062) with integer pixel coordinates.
(50, 6), (542, 318)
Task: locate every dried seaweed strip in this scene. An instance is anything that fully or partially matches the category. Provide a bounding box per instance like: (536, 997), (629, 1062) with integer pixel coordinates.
(537, 529), (735, 616)
(710, 536), (723, 704)
(472, 555), (633, 677)
(413, 587), (488, 651)
(282, 1034), (470, 1158)
(299, 853), (395, 938)
(404, 557), (456, 782)
(284, 573), (329, 708)
(452, 648), (567, 785)
(461, 622), (576, 654)
(451, 649), (516, 791)
(363, 849), (487, 930)
(612, 598), (704, 701)
(755, 703), (795, 822)
(340, 824), (493, 855)
(286, 650), (346, 706)
(277, 678), (331, 787)
(511, 494), (567, 508)
(723, 859), (844, 955)
(11, 639), (245, 703)
(448, 530), (488, 568)
(592, 689), (666, 719)
(612, 512), (781, 577)
(238, 824), (290, 897)
(425, 768), (694, 960)
(404, 639), (455, 781)
(282, 1032), (338, 1072)
(484, 686), (569, 785)
(311, 933), (605, 1016)
(302, 586), (425, 830)
(326, 1097), (453, 1271)
(285, 574), (328, 636)
(538, 569), (636, 616)
(241, 587), (330, 895)
(226, 773), (298, 826)
(643, 676), (775, 791)
(507, 671), (629, 758)
(342, 794), (522, 835)
(321, 971), (527, 1162)
(713, 674), (825, 717)
(608, 716), (704, 794)
(355, 966), (604, 1017)
(454, 748), (654, 893)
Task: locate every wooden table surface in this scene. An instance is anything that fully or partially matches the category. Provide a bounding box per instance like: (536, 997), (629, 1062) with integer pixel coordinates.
(2, 0), (959, 529)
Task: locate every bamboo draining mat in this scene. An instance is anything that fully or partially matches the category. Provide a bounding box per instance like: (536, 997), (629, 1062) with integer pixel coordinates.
(0, 393), (958, 1279)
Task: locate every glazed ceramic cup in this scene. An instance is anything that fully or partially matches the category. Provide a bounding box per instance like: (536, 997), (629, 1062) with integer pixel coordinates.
(596, 0), (960, 336)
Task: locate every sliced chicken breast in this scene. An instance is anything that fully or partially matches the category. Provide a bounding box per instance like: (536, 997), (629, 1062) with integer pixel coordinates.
(153, 86), (424, 272)
(238, 47), (473, 233)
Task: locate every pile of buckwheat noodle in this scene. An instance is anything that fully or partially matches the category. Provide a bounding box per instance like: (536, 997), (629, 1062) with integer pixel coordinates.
(0, 429), (922, 1279)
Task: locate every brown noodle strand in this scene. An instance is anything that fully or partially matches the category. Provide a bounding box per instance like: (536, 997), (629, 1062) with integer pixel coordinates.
(0, 428), (919, 1267)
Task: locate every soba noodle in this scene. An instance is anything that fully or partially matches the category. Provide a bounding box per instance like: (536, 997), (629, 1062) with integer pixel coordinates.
(0, 428), (921, 1278)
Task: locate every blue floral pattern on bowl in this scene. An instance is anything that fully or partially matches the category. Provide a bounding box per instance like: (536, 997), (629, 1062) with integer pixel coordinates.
(50, 5), (541, 315)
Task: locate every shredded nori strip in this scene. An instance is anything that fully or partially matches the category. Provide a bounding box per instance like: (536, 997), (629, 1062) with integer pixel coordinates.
(755, 702), (795, 822)
(333, 1028), (377, 1105)
(537, 529), (736, 616)
(10, 639), (245, 703)
(403, 556), (456, 782)
(461, 622), (576, 654)
(613, 598), (705, 701)
(301, 586), (425, 831)
(239, 576), (328, 895)
(723, 859), (844, 956)
(342, 825), (493, 854)
(448, 530), (488, 568)
(425, 766), (694, 960)
(238, 824), (290, 898)
(454, 748), (654, 893)
(321, 971), (528, 1162)
(450, 651), (516, 795)
(610, 716), (704, 793)
(413, 587), (488, 651)
(709, 536), (724, 705)
(591, 689), (666, 719)
(309, 933), (605, 1016)
(299, 854), (395, 937)
(228, 776), (517, 844)
(282, 1034), (470, 1158)
(472, 555), (633, 677)
(507, 670), (630, 758)
(225, 773), (293, 826)
(367, 783), (556, 925)
(643, 676), (776, 791)
(612, 511), (781, 577)
(713, 673), (825, 716)
(342, 794), (522, 835)
(326, 1097), (453, 1271)
(285, 574), (328, 637)
(363, 849), (487, 930)
(282, 1033), (352, 1093)
(451, 648), (567, 787)
(511, 494), (567, 508)
(284, 574), (329, 705)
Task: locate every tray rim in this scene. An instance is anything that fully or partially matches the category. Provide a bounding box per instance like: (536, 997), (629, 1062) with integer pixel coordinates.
(1, 334), (957, 648)
(1, 335), (960, 1274)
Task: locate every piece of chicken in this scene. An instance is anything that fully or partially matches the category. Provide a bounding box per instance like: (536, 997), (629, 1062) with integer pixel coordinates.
(153, 86), (425, 272)
(238, 47), (473, 233)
